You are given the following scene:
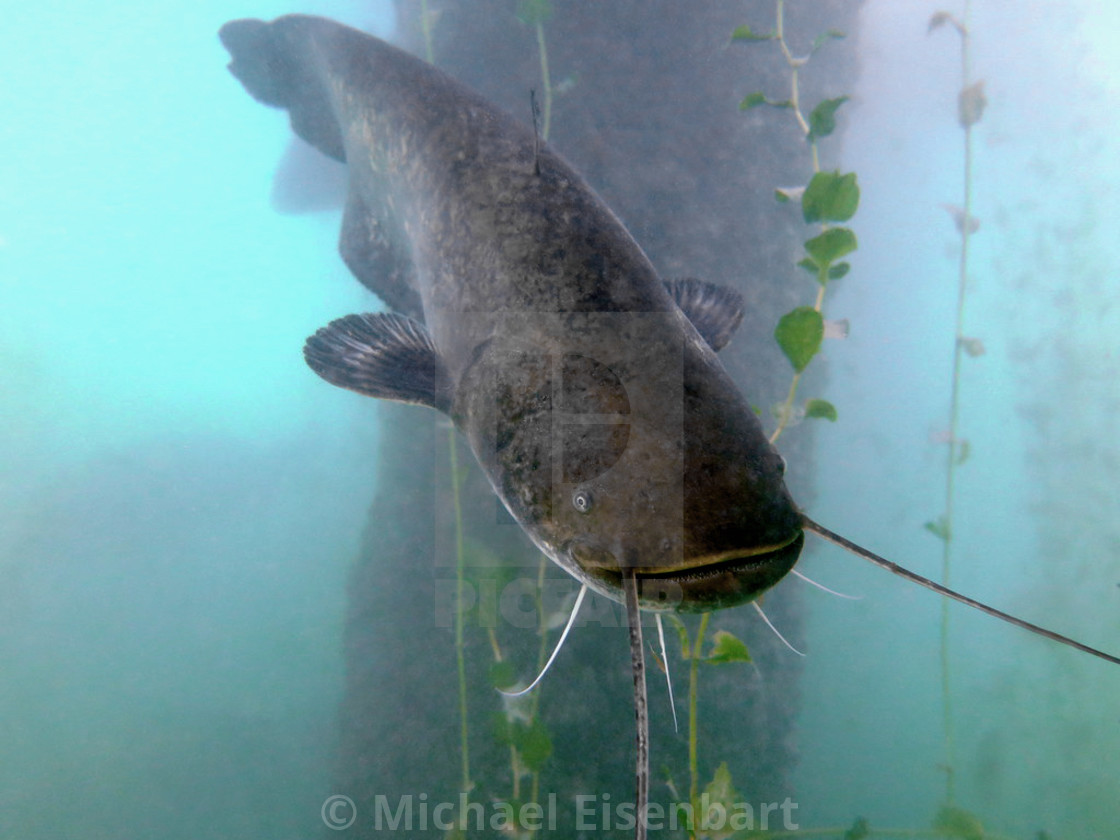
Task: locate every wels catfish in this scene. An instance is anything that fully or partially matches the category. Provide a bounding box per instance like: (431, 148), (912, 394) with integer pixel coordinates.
(217, 14), (1117, 654)
(219, 14), (803, 614)
(219, 14), (1118, 837)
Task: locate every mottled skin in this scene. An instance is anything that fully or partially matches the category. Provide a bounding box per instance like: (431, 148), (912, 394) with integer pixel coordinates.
(220, 15), (803, 611)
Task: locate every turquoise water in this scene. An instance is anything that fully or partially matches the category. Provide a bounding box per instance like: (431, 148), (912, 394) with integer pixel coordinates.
(798, 1), (1120, 835)
(2, 1), (1118, 837)
(1, 2), (391, 837)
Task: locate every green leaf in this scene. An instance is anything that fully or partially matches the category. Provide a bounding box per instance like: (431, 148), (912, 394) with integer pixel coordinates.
(932, 805), (984, 840)
(805, 399), (838, 422)
(495, 715), (553, 772)
(514, 718), (553, 772)
(802, 171), (860, 224)
(959, 336), (985, 357)
(943, 203), (980, 234)
(808, 96), (849, 140)
(705, 630), (752, 664)
(697, 763), (741, 835)
(731, 24), (774, 42)
(958, 80), (988, 128)
(702, 762), (740, 809)
(775, 186), (804, 203)
(739, 93), (792, 110)
(673, 803), (694, 833)
(928, 11), (955, 33)
(797, 257), (820, 275)
(489, 661), (517, 690)
(739, 92), (767, 110)
(805, 227), (858, 266)
(461, 539), (519, 588)
(667, 614), (691, 660)
(811, 29), (846, 54)
(843, 816), (870, 840)
(828, 262), (851, 281)
(775, 307), (824, 374)
(924, 516), (951, 542)
(955, 438), (971, 466)
(516, 0), (553, 26)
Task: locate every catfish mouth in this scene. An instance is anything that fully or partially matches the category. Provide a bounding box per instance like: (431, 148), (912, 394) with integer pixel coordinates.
(573, 530), (805, 613)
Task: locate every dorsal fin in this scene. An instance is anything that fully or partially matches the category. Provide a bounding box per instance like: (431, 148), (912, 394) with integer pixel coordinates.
(664, 278), (744, 351)
(304, 312), (450, 412)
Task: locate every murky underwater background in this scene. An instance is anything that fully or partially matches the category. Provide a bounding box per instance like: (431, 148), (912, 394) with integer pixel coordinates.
(2, 0), (1118, 837)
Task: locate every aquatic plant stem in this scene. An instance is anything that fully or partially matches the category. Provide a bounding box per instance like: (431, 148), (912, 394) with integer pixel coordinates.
(524, 554), (550, 823)
(482, 626), (521, 800)
(687, 612), (711, 833)
(419, 0), (434, 63)
(529, 555), (550, 720)
(448, 429), (472, 796)
(521, 20), (555, 824)
(535, 22), (552, 142)
(938, 0), (974, 804)
(776, 0), (815, 165)
(523, 17), (559, 797)
(771, 373), (803, 443)
(767, 0), (828, 446)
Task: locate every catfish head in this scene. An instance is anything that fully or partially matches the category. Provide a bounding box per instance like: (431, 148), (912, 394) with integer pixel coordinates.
(452, 308), (804, 613)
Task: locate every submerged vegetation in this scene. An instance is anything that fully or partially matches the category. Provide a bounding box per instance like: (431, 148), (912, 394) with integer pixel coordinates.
(691, 3), (1058, 839)
(925, 2), (983, 810)
(732, 0), (859, 443)
(428, 2), (1086, 839)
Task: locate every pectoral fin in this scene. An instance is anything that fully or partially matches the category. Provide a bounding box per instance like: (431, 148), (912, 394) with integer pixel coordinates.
(304, 312), (450, 412)
(664, 278), (744, 352)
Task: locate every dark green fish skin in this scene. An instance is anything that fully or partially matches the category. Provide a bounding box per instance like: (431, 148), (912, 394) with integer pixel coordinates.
(220, 15), (803, 612)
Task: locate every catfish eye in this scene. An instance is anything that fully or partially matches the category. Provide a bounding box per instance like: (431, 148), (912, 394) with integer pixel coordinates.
(572, 489), (593, 513)
(778, 455), (788, 475)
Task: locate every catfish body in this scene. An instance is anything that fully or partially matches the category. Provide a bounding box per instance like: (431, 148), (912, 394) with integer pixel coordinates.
(219, 15), (804, 611)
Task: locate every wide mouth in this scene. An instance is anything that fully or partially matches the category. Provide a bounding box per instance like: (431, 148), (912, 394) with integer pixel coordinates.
(572, 530), (805, 613)
(636, 533), (804, 577)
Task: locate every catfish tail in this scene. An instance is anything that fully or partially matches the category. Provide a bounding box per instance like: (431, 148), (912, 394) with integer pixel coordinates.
(219, 16), (347, 162)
